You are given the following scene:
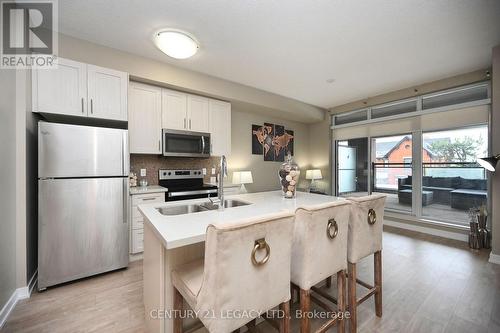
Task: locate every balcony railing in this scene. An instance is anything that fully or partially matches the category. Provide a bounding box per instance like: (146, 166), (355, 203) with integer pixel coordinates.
(372, 162), (486, 193)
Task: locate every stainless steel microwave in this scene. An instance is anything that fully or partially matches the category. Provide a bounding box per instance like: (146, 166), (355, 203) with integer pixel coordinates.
(162, 129), (211, 158)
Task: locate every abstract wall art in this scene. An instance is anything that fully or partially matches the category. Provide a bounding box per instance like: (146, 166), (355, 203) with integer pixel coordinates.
(252, 123), (294, 161)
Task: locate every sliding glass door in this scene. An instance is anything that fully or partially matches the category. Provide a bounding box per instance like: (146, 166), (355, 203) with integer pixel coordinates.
(421, 126), (488, 225)
(372, 134), (413, 213)
(334, 125), (488, 226)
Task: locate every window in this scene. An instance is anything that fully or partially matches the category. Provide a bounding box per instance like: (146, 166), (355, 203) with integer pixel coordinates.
(422, 84), (488, 110)
(372, 135), (413, 213)
(333, 109), (368, 126)
(421, 126), (488, 225)
(371, 99), (417, 119)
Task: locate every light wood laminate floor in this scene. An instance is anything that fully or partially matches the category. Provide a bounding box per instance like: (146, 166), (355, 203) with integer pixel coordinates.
(2, 227), (500, 333)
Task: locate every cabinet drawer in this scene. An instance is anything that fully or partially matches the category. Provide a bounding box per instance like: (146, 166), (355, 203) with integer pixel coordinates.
(132, 217), (144, 230)
(131, 229), (144, 254)
(132, 193), (164, 206)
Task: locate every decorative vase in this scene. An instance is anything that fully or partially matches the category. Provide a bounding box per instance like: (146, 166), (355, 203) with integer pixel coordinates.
(278, 152), (300, 198)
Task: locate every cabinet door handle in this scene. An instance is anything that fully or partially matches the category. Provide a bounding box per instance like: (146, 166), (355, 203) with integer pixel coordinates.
(90, 99), (93, 114)
(189, 119), (192, 129)
(142, 197), (156, 201)
(184, 118), (186, 129)
(81, 98), (84, 114)
(158, 140), (161, 152)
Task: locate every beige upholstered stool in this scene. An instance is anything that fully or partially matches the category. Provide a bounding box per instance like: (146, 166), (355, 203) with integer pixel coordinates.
(345, 194), (386, 333)
(172, 211), (295, 333)
(291, 201), (351, 333)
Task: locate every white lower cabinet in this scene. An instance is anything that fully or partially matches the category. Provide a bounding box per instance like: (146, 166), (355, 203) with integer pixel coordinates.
(129, 192), (165, 254)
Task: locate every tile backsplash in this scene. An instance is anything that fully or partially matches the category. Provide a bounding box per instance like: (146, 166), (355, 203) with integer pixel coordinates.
(130, 154), (222, 185)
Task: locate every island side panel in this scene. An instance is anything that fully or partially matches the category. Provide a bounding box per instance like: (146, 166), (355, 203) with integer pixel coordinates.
(143, 221), (205, 333)
(144, 221), (165, 333)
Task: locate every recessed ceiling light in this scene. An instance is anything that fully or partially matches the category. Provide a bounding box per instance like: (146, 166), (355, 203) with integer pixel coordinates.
(154, 29), (199, 59)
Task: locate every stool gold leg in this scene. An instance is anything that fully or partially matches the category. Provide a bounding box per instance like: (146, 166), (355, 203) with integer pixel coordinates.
(279, 301), (290, 333)
(337, 270), (346, 333)
(374, 251), (382, 317)
(173, 287), (183, 333)
(300, 289), (311, 333)
(348, 262), (357, 333)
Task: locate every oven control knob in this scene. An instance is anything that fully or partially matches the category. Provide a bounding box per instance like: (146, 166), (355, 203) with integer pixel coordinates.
(168, 172), (171, 176)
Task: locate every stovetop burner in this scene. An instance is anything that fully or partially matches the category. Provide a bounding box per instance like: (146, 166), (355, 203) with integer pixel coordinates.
(158, 169), (218, 201)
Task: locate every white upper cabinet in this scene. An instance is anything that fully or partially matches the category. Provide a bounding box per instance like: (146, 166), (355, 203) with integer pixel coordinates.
(187, 94), (209, 132)
(32, 58), (128, 122)
(209, 99), (231, 156)
(161, 89), (187, 130)
(128, 82), (162, 154)
(87, 65), (128, 121)
(32, 58), (87, 117)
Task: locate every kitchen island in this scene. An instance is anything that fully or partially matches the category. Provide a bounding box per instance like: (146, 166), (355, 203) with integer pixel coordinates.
(138, 190), (344, 333)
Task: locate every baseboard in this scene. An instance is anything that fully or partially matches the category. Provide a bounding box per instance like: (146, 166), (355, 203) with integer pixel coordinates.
(0, 271), (37, 328)
(489, 253), (500, 265)
(384, 219), (468, 242)
(129, 252), (143, 262)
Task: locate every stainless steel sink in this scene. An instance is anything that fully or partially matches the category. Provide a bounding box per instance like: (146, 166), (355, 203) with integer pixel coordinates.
(156, 199), (251, 216)
(156, 204), (209, 216)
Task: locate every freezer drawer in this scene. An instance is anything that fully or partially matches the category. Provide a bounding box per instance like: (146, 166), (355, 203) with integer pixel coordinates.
(38, 122), (129, 178)
(38, 177), (129, 289)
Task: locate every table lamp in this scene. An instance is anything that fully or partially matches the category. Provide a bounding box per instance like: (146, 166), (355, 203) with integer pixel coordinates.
(232, 171), (253, 193)
(306, 169), (322, 192)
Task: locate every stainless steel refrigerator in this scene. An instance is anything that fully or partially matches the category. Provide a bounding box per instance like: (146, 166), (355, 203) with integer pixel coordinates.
(38, 122), (129, 290)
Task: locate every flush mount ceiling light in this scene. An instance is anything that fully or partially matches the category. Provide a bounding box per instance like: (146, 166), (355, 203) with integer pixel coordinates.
(154, 29), (199, 59)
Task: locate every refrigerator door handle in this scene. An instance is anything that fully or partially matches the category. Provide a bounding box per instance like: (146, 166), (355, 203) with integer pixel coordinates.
(122, 131), (129, 176)
(123, 178), (129, 224)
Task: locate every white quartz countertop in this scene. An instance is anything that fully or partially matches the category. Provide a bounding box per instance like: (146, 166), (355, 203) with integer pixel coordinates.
(138, 190), (344, 250)
(130, 185), (168, 195)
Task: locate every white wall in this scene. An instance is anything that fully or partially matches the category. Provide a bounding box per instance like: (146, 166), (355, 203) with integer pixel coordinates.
(0, 69), (18, 314)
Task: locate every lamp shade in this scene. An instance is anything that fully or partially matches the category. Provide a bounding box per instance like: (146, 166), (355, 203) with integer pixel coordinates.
(232, 171), (253, 184)
(477, 155), (499, 172)
(306, 169), (322, 180)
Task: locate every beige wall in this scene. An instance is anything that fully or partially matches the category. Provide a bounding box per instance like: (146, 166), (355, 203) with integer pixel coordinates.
(307, 116), (331, 194)
(0, 69), (18, 311)
(58, 34), (325, 123)
(491, 45), (500, 257)
(228, 108), (311, 193)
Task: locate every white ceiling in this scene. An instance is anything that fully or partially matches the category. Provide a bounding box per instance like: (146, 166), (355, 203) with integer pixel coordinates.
(59, 0), (500, 109)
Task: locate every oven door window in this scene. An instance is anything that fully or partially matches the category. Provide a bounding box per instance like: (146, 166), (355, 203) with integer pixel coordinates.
(164, 133), (202, 154)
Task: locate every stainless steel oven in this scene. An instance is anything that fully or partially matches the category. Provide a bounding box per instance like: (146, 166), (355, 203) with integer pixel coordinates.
(162, 129), (211, 158)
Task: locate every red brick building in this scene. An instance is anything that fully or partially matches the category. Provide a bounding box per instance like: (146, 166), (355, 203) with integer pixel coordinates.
(375, 136), (433, 189)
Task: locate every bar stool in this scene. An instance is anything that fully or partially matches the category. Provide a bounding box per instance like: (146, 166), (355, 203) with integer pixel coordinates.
(345, 194), (386, 333)
(172, 211), (295, 333)
(291, 200), (351, 333)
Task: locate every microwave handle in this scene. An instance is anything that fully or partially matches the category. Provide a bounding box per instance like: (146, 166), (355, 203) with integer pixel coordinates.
(201, 136), (206, 153)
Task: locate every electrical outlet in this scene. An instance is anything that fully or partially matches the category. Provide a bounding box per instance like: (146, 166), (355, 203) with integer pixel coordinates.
(140, 169), (146, 177)
(210, 176), (216, 184)
(202, 168), (207, 175)
(211, 167), (216, 175)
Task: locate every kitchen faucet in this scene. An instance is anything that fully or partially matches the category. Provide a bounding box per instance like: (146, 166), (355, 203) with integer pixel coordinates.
(209, 155), (227, 210)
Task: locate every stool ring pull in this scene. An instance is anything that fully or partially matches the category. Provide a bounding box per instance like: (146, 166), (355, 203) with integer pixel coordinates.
(327, 218), (338, 239)
(251, 238), (270, 266)
(368, 208), (377, 225)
